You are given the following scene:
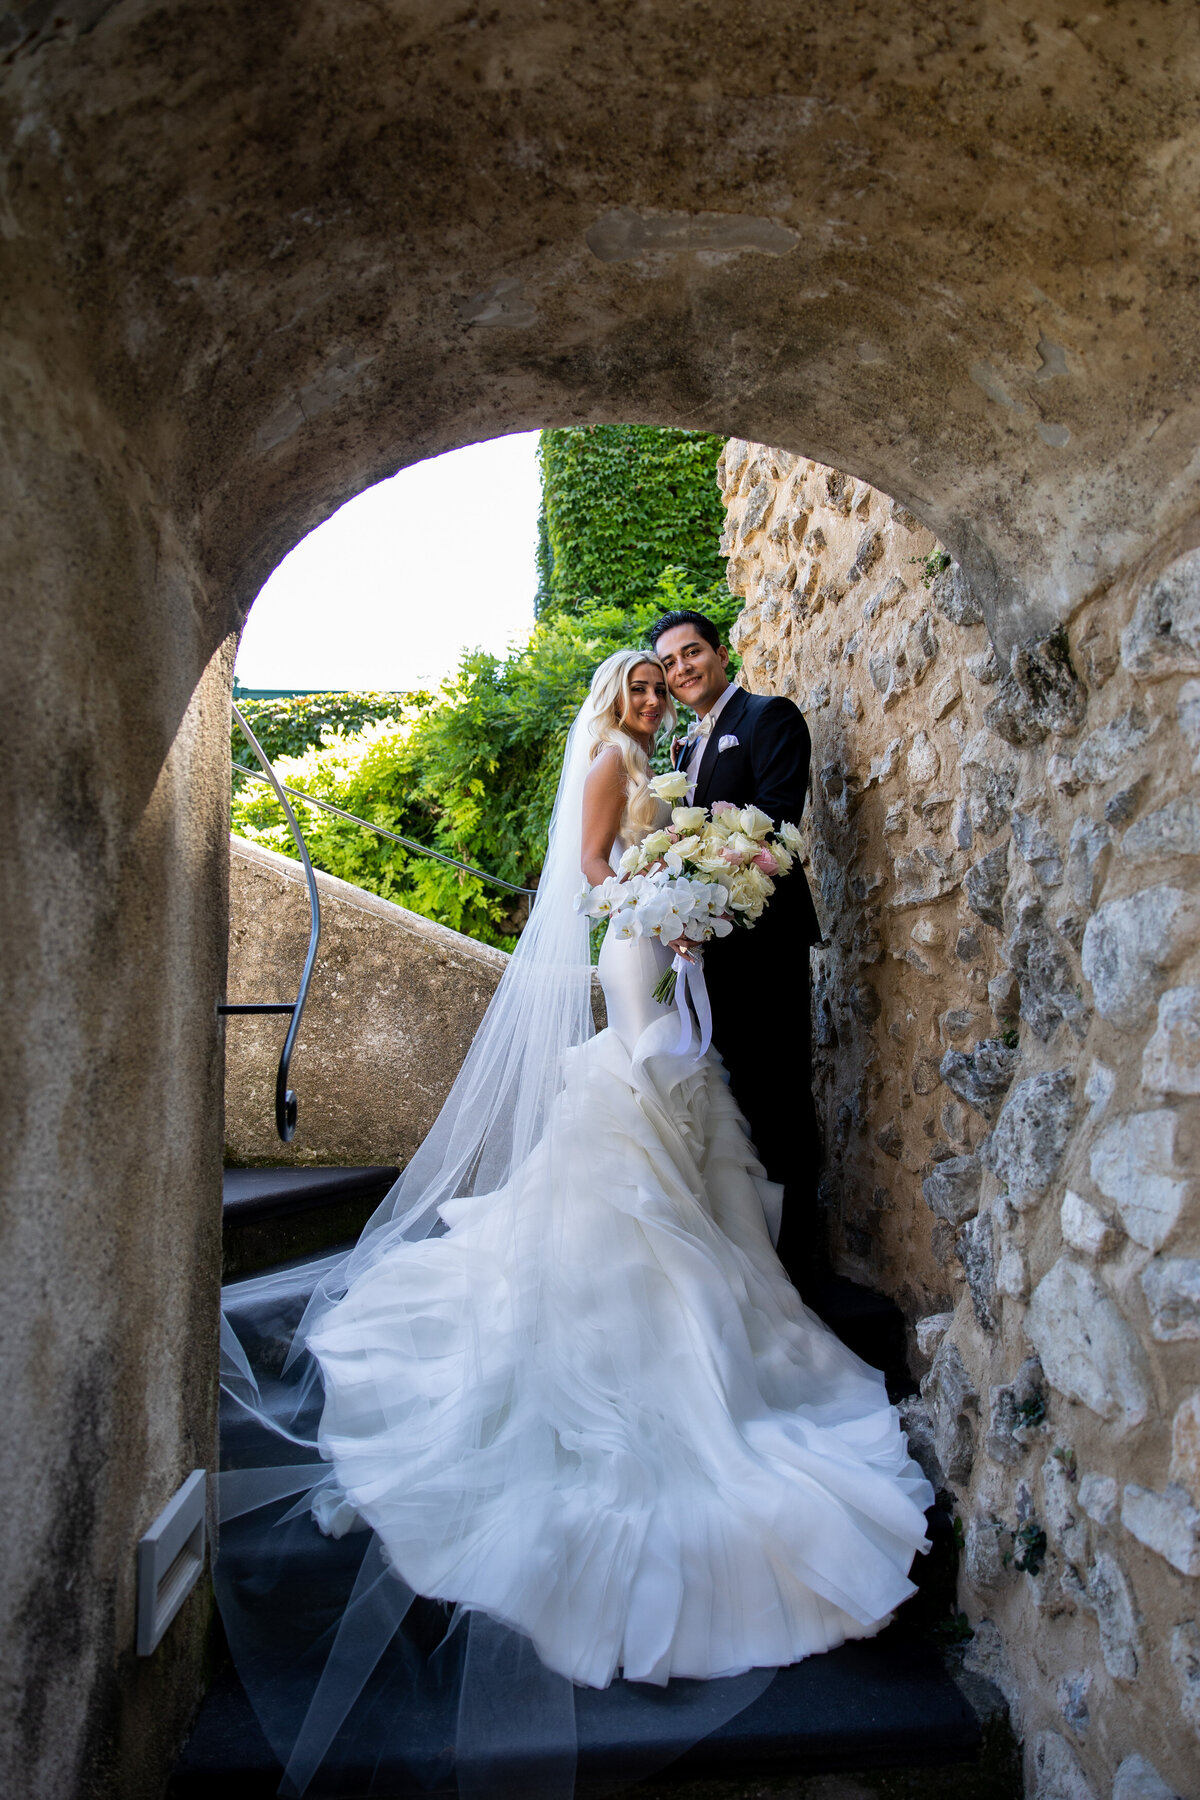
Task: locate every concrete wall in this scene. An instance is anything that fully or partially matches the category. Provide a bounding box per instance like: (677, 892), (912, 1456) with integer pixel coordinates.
(3, 4), (1200, 1794)
(0, 375), (231, 1794)
(723, 441), (1200, 1800)
(225, 840), (508, 1167)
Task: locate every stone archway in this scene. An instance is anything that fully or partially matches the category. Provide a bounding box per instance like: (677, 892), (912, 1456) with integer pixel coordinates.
(3, 5), (1200, 1795)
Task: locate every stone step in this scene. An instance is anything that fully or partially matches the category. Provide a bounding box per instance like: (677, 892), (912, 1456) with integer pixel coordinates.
(222, 1164), (400, 1279)
(199, 1225), (989, 1800)
(806, 1274), (914, 1401)
(171, 1630), (998, 1800)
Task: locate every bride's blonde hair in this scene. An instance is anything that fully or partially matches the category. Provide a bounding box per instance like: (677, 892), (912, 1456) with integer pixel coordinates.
(586, 648), (677, 840)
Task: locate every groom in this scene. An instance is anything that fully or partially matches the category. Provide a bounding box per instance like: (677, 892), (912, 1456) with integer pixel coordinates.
(649, 608), (823, 1283)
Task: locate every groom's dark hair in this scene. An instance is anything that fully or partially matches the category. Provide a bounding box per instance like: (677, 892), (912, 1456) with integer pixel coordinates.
(647, 609), (722, 653)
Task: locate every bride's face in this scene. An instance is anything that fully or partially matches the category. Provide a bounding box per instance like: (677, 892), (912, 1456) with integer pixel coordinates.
(621, 662), (668, 746)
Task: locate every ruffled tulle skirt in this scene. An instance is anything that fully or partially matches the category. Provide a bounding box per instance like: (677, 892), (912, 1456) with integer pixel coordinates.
(303, 930), (932, 1692)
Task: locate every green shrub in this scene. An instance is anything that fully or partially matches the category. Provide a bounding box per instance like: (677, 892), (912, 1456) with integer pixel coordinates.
(231, 689), (429, 777)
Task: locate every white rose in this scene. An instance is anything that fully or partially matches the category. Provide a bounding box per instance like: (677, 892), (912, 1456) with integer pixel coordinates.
(779, 820), (803, 854)
(768, 839), (794, 875)
(640, 829), (672, 859)
(696, 847), (734, 876)
(728, 871), (756, 910)
(738, 805), (775, 841)
(650, 771), (690, 802)
(618, 843), (643, 875)
(671, 806), (707, 833)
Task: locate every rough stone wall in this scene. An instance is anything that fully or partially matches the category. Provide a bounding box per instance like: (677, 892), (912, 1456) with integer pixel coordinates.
(722, 439), (1200, 1800)
(225, 840), (509, 1167)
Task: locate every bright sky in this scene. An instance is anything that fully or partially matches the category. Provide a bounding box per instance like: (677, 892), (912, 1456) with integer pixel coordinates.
(235, 431), (542, 693)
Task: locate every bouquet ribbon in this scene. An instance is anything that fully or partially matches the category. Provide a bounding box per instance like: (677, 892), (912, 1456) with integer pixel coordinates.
(671, 952), (713, 1061)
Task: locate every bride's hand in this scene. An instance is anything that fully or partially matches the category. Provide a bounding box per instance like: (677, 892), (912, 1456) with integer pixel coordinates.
(666, 936), (697, 962)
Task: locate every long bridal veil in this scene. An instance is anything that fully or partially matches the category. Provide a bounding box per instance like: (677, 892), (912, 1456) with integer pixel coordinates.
(216, 677), (778, 1798)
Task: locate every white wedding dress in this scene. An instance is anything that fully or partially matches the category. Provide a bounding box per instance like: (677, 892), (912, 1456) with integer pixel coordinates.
(305, 908), (932, 1692)
(217, 694), (932, 1796)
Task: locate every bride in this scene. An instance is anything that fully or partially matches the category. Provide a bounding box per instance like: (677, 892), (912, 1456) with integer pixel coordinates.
(217, 648), (933, 1796)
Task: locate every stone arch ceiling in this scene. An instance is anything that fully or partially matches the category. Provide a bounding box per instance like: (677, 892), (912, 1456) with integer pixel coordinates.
(4, 0), (1200, 656)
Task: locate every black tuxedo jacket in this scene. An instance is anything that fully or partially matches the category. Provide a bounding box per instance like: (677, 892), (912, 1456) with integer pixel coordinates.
(675, 686), (822, 948)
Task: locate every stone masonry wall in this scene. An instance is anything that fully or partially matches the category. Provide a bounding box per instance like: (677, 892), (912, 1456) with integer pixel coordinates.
(721, 439), (1200, 1800)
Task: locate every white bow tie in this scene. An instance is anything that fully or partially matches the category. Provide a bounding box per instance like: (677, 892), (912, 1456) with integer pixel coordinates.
(688, 713), (715, 741)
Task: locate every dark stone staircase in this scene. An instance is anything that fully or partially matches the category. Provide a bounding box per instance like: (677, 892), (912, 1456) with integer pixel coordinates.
(222, 1164), (400, 1280)
(173, 1168), (1019, 1800)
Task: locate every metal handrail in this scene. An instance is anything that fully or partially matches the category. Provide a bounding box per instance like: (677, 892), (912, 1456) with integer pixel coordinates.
(231, 761), (537, 897)
(220, 703), (322, 1142)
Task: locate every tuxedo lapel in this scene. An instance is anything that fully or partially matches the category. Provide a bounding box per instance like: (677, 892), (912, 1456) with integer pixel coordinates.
(693, 687), (750, 808)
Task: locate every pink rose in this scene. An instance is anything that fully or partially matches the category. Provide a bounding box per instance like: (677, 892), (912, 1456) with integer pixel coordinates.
(711, 800), (737, 817)
(666, 828), (680, 841)
(721, 847), (748, 865)
(753, 848), (780, 876)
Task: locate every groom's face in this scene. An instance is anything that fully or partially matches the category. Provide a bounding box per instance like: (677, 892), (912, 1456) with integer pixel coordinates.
(654, 625), (729, 717)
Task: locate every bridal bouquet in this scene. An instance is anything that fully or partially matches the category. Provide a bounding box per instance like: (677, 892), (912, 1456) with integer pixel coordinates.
(575, 770), (803, 1007)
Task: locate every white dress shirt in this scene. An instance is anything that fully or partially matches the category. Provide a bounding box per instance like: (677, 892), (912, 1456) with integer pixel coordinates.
(681, 682), (737, 804)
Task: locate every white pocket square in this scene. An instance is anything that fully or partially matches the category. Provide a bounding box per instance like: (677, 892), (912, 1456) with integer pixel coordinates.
(718, 734), (739, 751)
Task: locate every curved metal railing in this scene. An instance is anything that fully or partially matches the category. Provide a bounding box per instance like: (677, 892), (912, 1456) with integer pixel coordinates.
(220, 703), (322, 1142)
(224, 714), (536, 1141)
